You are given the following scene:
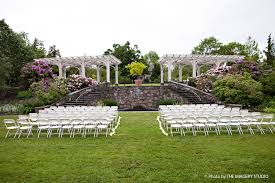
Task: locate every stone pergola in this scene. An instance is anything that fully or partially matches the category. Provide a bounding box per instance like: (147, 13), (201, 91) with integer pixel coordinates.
(158, 54), (244, 84)
(35, 55), (121, 84)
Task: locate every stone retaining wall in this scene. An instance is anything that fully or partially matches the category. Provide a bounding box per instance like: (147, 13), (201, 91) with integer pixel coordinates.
(106, 86), (187, 110)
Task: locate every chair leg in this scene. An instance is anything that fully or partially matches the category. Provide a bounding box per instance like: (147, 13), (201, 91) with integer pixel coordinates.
(27, 129), (32, 138)
(18, 130), (22, 138)
(14, 129), (19, 138)
(182, 128), (185, 136)
(267, 125), (273, 134)
(5, 130), (10, 138)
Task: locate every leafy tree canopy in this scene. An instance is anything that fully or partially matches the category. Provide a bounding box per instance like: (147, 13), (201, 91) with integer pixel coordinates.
(104, 41), (144, 76)
(126, 61), (147, 78)
(144, 51), (159, 64)
(47, 45), (61, 57)
(263, 34), (275, 66)
(192, 37), (222, 55)
(192, 36), (261, 61)
(0, 19), (61, 86)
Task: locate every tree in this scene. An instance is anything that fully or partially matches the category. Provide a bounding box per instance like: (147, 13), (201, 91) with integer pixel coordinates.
(219, 42), (246, 55)
(244, 36), (261, 61)
(144, 51), (159, 64)
(0, 19), (34, 86)
(47, 45), (61, 57)
(144, 51), (160, 82)
(192, 37), (222, 55)
(263, 34), (275, 66)
(104, 41), (144, 76)
(126, 61), (147, 79)
(31, 38), (47, 58)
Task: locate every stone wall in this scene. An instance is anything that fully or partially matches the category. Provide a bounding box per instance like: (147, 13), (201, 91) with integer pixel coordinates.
(105, 86), (187, 110)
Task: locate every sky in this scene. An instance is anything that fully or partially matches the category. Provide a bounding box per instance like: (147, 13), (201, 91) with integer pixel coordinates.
(1, 0), (275, 57)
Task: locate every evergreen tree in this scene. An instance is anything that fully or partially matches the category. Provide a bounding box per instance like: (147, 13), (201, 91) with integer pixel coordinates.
(263, 34), (275, 66)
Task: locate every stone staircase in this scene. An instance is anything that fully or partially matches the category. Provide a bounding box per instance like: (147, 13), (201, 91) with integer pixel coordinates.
(168, 81), (216, 104)
(55, 83), (110, 106)
(64, 91), (102, 106)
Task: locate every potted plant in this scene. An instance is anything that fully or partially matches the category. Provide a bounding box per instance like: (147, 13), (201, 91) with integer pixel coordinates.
(126, 61), (147, 86)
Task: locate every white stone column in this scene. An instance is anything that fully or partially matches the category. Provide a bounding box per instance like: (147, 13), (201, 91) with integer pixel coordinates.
(81, 62), (85, 77)
(192, 62), (197, 77)
(106, 62), (110, 83)
(197, 65), (201, 76)
(168, 62), (172, 82)
(96, 65), (100, 83)
(115, 64), (119, 85)
(58, 62), (63, 78)
(62, 67), (66, 78)
(178, 64), (183, 82)
(160, 64), (164, 84)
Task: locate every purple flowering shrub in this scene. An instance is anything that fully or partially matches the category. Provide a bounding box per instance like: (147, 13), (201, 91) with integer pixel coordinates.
(229, 59), (261, 79)
(188, 59), (262, 93)
(67, 74), (97, 92)
(21, 60), (54, 88)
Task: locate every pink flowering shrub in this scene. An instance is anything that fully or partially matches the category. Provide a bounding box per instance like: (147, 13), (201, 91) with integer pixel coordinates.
(67, 74), (97, 92)
(21, 60), (54, 88)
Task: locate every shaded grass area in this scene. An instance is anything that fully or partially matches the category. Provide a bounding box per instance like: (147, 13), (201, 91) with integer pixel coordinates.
(0, 112), (274, 183)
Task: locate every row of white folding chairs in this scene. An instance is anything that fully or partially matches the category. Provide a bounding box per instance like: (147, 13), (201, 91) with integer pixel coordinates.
(4, 118), (114, 138)
(40, 109), (117, 114)
(161, 114), (274, 136)
(48, 106), (118, 110)
(160, 111), (258, 118)
(160, 106), (241, 112)
(159, 104), (220, 108)
(34, 118), (112, 138)
(160, 112), (254, 119)
(45, 106), (117, 111)
(161, 112), (275, 133)
(26, 111), (117, 118)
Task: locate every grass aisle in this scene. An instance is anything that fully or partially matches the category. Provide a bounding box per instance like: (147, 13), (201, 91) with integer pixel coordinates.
(0, 112), (275, 182)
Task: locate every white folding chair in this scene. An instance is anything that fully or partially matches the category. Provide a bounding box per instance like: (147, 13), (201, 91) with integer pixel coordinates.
(96, 119), (109, 137)
(37, 120), (50, 138)
(181, 117), (196, 136)
(260, 114), (274, 134)
(206, 116), (219, 135)
(48, 119), (62, 137)
(3, 119), (19, 138)
(193, 117), (208, 136)
(70, 119), (84, 138)
(217, 116), (231, 135)
(230, 116), (243, 135)
(59, 119), (72, 138)
(17, 119), (32, 138)
(83, 119), (97, 138)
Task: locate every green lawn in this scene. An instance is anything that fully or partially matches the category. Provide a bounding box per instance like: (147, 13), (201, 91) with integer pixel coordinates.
(0, 112), (274, 183)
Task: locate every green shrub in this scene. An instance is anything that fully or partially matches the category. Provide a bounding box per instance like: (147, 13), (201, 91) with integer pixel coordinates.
(263, 107), (275, 113)
(119, 76), (132, 84)
(259, 72), (275, 96)
(158, 99), (178, 105)
(17, 90), (33, 99)
(213, 74), (264, 106)
(102, 99), (118, 106)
